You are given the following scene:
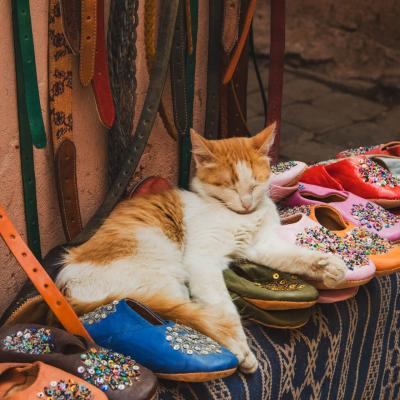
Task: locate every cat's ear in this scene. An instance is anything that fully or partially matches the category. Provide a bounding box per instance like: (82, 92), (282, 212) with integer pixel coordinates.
(190, 129), (216, 166)
(251, 122), (277, 154)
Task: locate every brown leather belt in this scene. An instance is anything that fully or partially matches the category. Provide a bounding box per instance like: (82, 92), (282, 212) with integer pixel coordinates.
(49, 0), (83, 241)
(0, 206), (92, 340)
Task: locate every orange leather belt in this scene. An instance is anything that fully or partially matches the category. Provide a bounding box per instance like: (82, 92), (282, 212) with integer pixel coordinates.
(0, 206), (92, 341)
(79, 0), (97, 86)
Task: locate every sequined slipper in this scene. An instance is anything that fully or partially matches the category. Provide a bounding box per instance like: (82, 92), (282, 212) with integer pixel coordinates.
(336, 141), (400, 159)
(317, 287), (359, 304)
(369, 156), (400, 179)
(0, 324), (158, 400)
(281, 182), (400, 242)
(0, 362), (108, 400)
(279, 207), (376, 289)
(224, 262), (318, 310)
(230, 292), (313, 329)
(300, 156), (400, 209)
(269, 161), (308, 202)
(79, 299), (238, 382)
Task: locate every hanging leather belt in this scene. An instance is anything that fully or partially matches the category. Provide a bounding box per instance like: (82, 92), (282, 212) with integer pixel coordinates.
(0, 206), (92, 340)
(11, 0), (47, 260)
(70, 0), (180, 245)
(204, 0), (223, 140)
(49, 0), (83, 242)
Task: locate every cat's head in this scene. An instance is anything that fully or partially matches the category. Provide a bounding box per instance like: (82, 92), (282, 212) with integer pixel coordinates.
(190, 123), (276, 214)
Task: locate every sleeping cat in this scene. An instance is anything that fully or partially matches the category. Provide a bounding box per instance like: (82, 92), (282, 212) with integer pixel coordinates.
(56, 123), (346, 373)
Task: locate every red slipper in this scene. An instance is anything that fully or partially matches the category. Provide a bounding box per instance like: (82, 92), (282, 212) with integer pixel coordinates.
(301, 156), (400, 208)
(336, 141), (400, 159)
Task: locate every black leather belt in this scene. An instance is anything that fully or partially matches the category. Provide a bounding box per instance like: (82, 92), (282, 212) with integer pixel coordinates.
(12, 0), (47, 260)
(70, 0), (179, 245)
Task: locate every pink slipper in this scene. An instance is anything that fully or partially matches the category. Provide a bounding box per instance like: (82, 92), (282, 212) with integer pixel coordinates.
(281, 183), (400, 242)
(317, 287), (359, 304)
(268, 161), (307, 202)
(278, 210), (376, 289)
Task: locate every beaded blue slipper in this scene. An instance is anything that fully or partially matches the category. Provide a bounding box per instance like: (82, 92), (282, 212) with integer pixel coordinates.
(80, 299), (238, 382)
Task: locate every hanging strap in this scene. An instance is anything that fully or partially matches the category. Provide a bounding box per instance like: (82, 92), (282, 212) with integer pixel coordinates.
(267, 0), (285, 163)
(70, 0), (180, 245)
(79, 0), (97, 86)
(222, 0), (241, 55)
(60, 0), (80, 54)
(49, 0), (83, 242)
(204, 0), (223, 139)
(11, 0), (45, 260)
(91, 0), (115, 128)
(0, 206), (92, 340)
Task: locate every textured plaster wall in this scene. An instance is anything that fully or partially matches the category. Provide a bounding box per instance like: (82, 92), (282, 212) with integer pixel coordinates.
(0, 0), (209, 314)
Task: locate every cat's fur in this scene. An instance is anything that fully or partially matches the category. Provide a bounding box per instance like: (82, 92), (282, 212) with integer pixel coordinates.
(56, 124), (347, 373)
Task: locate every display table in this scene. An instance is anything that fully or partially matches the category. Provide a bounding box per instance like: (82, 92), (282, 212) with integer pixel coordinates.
(159, 274), (400, 399)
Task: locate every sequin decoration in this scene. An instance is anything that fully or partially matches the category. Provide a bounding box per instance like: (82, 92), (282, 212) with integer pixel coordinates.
(345, 228), (392, 256)
(279, 205), (311, 219)
(358, 158), (399, 187)
(254, 273), (306, 291)
(37, 379), (92, 399)
(351, 202), (399, 231)
(165, 325), (222, 355)
(339, 145), (376, 157)
(80, 301), (119, 325)
(77, 347), (140, 392)
(271, 161), (297, 174)
(3, 328), (54, 354)
(295, 226), (369, 270)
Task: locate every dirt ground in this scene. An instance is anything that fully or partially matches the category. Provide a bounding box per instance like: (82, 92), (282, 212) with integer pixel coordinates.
(248, 0), (400, 163)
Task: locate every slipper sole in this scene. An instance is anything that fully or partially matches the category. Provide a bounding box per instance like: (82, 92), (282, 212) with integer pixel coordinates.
(375, 266), (400, 277)
(371, 198), (400, 209)
(309, 276), (374, 290)
(248, 317), (310, 330)
(156, 367), (237, 382)
(243, 297), (317, 310)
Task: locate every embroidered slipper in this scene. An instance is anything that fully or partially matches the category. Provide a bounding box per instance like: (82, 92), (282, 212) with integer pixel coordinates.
(300, 156), (400, 208)
(317, 287), (359, 304)
(224, 262), (318, 310)
(0, 362), (107, 400)
(0, 324), (158, 400)
(79, 299), (238, 382)
(269, 161), (308, 202)
(279, 208), (376, 289)
(281, 183), (400, 242)
(368, 156), (400, 178)
(230, 292), (313, 329)
(336, 141), (400, 159)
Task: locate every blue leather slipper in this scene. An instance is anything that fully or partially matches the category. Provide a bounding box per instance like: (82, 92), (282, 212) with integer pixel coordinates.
(80, 299), (238, 382)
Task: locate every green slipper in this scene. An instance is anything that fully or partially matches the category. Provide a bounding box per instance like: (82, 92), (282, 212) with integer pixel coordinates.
(230, 292), (313, 329)
(224, 261), (319, 310)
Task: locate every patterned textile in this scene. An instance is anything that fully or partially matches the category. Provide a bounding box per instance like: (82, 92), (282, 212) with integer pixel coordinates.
(159, 274), (400, 399)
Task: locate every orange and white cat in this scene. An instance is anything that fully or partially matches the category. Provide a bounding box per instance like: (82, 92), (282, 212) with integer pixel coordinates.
(56, 124), (346, 373)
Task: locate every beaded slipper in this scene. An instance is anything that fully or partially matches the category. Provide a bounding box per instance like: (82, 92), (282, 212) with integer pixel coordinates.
(224, 262), (318, 310)
(0, 324), (157, 400)
(369, 156), (400, 179)
(268, 161), (308, 202)
(79, 299), (238, 382)
(336, 141), (400, 159)
(281, 183), (400, 242)
(279, 207), (376, 289)
(300, 156), (400, 208)
(0, 362), (108, 400)
(317, 287), (359, 304)
(230, 292), (313, 329)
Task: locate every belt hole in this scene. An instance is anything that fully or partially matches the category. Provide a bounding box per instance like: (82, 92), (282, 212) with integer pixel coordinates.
(86, 36), (91, 41)
(56, 300), (62, 306)
(10, 234), (15, 240)
(44, 283), (49, 288)
(22, 252), (27, 257)
(87, 16), (91, 20)
(0, 215), (3, 219)
(24, 35), (28, 40)
(32, 268), (37, 272)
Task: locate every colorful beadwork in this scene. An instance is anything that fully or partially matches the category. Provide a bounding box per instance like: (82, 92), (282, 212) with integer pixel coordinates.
(271, 161), (297, 174)
(345, 228), (392, 256)
(80, 301), (119, 325)
(358, 158), (399, 187)
(254, 272), (306, 291)
(339, 145), (376, 157)
(37, 379), (92, 400)
(77, 347), (140, 392)
(351, 202), (399, 232)
(278, 205), (311, 219)
(2, 328), (54, 355)
(165, 325), (222, 355)
(295, 226), (369, 270)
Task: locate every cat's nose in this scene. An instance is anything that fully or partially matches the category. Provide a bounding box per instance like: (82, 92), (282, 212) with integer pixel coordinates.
(241, 195), (253, 210)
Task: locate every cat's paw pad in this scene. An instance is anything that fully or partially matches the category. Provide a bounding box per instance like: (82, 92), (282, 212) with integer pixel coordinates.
(239, 350), (258, 374)
(312, 254), (347, 288)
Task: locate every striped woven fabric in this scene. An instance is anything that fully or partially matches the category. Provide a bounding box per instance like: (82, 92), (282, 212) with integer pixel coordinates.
(159, 274), (400, 399)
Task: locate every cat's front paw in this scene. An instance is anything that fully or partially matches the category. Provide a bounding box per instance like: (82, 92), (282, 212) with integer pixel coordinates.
(239, 349), (258, 374)
(310, 253), (347, 288)
(224, 338), (258, 374)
